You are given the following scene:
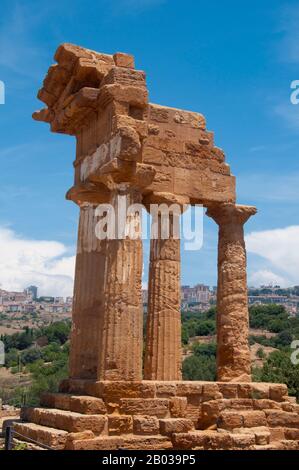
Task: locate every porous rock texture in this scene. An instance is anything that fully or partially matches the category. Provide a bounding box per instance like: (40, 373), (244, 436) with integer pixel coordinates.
(13, 381), (299, 450)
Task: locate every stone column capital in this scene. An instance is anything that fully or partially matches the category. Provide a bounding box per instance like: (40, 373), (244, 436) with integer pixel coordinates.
(66, 182), (111, 206)
(206, 203), (257, 227)
(110, 182), (141, 199)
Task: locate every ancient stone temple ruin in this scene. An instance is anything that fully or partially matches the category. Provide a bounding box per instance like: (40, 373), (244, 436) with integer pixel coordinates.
(14, 44), (299, 450)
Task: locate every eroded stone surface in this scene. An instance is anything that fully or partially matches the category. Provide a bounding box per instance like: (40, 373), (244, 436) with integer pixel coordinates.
(15, 382), (299, 450)
(207, 204), (257, 382)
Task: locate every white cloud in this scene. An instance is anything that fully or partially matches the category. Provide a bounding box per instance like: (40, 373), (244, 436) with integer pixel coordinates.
(0, 226), (75, 297)
(248, 269), (289, 288)
(246, 225), (299, 287)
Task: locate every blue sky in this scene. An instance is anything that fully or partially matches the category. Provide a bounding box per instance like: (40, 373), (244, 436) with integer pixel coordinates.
(0, 0), (299, 295)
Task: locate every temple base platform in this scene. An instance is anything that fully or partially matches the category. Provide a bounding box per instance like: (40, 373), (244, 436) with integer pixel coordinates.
(13, 380), (299, 450)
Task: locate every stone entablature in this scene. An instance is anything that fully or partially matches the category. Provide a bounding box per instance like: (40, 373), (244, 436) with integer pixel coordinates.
(34, 43), (235, 206)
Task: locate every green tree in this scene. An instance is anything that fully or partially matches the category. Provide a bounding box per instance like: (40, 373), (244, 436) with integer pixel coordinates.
(183, 355), (216, 381)
(253, 349), (299, 400)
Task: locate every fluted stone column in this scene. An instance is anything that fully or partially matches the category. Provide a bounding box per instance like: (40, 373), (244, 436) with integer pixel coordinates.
(69, 202), (107, 379)
(97, 184), (143, 381)
(207, 204), (257, 382)
(144, 213), (182, 380)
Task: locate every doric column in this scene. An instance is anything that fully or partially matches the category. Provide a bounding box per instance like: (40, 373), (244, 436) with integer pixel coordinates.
(207, 204), (257, 382)
(144, 211), (182, 380)
(69, 202), (107, 379)
(97, 184), (143, 381)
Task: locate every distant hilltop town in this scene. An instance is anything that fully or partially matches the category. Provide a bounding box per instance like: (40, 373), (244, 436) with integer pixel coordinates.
(1, 283), (299, 324)
(142, 284), (299, 317)
(0, 286), (72, 315)
(0, 286), (72, 334)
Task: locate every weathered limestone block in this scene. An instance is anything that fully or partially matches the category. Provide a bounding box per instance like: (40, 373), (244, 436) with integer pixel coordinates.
(64, 431), (95, 449)
(185, 400), (202, 426)
(169, 397), (188, 418)
(252, 399), (282, 411)
(172, 430), (235, 450)
(159, 418), (194, 435)
(176, 382), (203, 396)
(250, 383), (271, 399)
(200, 400), (226, 430)
(133, 416), (160, 435)
(233, 426), (270, 446)
(241, 410), (267, 428)
(269, 427), (286, 442)
(280, 402), (295, 412)
(269, 384), (288, 402)
(238, 383), (270, 399)
(41, 392), (69, 409)
(217, 411), (243, 430)
(113, 52), (135, 68)
(122, 435), (173, 450)
(202, 383), (222, 401)
(230, 433), (256, 449)
(41, 393), (107, 414)
(284, 428), (299, 440)
(253, 429), (271, 446)
(21, 408), (108, 434)
(120, 398), (170, 417)
(207, 204), (257, 383)
(218, 383), (238, 398)
(156, 382), (177, 397)
(171, 431), (208, 450)
(108, 415), (133, 435)
(223, 398), (253, 409)
(13, 422), (68, 450)
(92, 381), (156, 401)
(279, 440), (299, 450)
(67, 436), (124, 450)
(206, 432), (235, 450)
(266, 410), (299, 428)
(69, 396), (107, 415)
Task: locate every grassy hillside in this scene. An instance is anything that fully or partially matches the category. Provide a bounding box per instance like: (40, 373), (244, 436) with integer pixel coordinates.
(182, 305), (299, 399)
(1, 304), (299, 406)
